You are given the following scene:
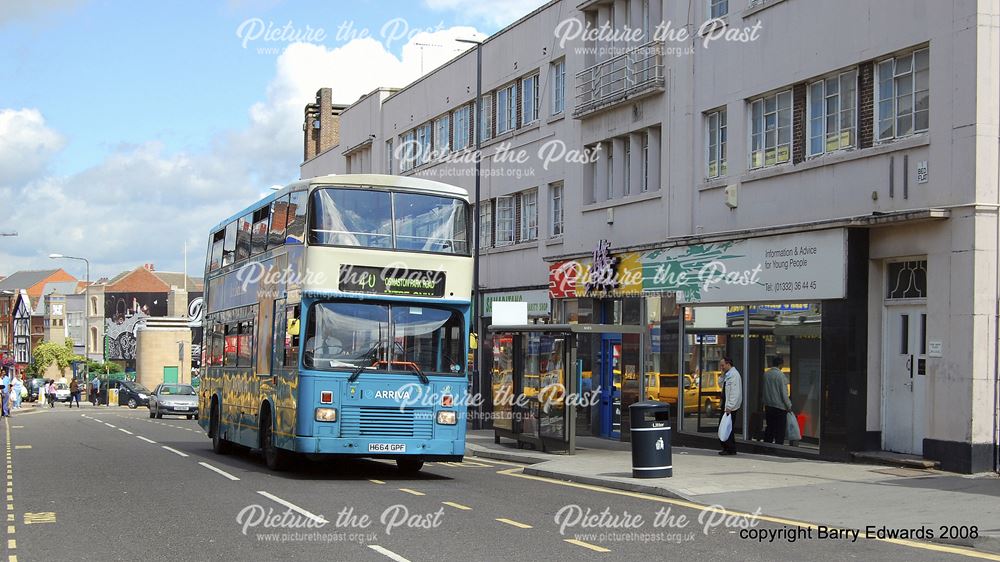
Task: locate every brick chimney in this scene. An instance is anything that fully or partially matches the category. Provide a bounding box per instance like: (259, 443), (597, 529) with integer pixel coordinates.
(303, 88), (346, 161)
(143, 263), (155, 271)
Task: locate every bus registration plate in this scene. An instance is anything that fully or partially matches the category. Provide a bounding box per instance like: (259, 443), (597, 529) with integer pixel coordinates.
(369, 443), (406, 453)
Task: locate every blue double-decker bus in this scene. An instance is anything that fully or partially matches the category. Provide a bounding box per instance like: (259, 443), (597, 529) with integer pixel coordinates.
(198, 174), (471, 472)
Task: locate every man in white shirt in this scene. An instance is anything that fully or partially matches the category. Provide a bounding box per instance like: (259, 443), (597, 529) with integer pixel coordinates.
(718, 356), (742, 456)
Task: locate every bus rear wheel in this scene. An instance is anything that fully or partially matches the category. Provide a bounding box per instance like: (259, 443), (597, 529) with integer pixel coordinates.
(210, 403), (232, 455)
(260, 409), (293, 471)
(396, 459), (424, 474)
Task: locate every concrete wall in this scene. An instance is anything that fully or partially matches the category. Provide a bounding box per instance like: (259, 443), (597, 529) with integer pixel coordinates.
(135, 328), (191, 389)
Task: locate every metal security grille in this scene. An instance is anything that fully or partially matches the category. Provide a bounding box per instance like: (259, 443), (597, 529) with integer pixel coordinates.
(886, 260), (927, 299)
(340, 407), (433, 439)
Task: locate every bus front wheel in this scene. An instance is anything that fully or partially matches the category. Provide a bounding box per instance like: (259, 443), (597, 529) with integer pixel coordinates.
(260, 408), (293, 471)
(396, 459), (424, 474)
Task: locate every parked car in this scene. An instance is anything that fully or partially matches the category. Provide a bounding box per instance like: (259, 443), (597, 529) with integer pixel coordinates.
(148, 384), (199, 420)
(54, 382), (71, 403)
(109, 380), (151, 409)
(26, 378), (45, 402)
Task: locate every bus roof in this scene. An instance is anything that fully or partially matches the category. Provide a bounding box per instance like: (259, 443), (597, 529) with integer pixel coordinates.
(209, 174), (470, 234)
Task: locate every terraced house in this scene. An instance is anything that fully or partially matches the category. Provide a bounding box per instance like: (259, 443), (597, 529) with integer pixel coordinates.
(300, 0), (1000, 473)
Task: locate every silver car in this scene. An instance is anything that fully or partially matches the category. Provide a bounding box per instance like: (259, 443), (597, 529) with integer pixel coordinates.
(148, 384), (199, 420)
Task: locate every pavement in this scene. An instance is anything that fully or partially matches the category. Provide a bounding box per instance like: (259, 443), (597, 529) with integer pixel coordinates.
(0, 403), (996, 561)
(466, 430), (1000, 556)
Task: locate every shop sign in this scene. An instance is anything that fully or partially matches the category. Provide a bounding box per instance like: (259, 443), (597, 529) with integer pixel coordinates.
(643, 229), (846, 303)
(483, 290), (550, 316)
(549, 229), (847, 303)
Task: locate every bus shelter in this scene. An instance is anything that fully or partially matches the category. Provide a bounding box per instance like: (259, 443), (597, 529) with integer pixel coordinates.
(487, 323), (645, 454)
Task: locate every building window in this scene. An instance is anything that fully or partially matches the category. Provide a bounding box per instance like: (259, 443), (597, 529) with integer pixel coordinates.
(519, 189), (538, 242)
(709, 0), (728, 18)
(706, 108), (727, 178)
(480, 94), (493, 142)
(522, 73), (539, 125)
(385, 139), (393, 174)
(415, 122), (432, 166)
(478, 199), (492, 249)
(808, 70), (857, 156)
(623, 137), (632, 196)
(550, 182), (564, 237)
(401, 130), (416, 171)
(434, 115), (450, 154)
(551, 60), (565, 115)
(641, 132), (649, 191)
(496, 196), (514, 246)
(496, 83), (517, 135)
(886, 260), (927, 299)
(453, 104), (471, 150)
(749, 90), (792, 170)
(877, 48), (929, 141)
(606, 142), (614, 199)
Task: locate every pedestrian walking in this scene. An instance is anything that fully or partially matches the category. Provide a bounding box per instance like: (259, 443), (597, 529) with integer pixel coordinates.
(69, 379), (81, 408)
(0, 384), (8, 417)
(718, 357), (742, 456)
(762, 357), (793, 444)
(45, 380), (56, 408)
(91, 376), (100, 406)
(12, 376), (23, 410)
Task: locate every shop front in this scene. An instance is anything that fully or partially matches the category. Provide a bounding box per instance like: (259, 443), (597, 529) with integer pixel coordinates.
(548, 228), (870, 461)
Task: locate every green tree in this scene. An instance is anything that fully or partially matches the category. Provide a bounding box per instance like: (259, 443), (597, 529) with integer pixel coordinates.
(31, 340), (79, 376)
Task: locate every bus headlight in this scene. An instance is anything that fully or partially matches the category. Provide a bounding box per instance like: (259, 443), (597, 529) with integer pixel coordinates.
(436, 411), (457, 425)
(315, 408), (338, 422)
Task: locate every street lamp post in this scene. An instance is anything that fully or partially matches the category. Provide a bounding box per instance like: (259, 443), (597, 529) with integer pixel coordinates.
(456, 37), (484, 429)
(48, 253), (91, 372)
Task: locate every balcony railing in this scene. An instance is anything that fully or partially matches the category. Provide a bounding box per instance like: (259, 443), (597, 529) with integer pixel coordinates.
(574, 40), (665, 118)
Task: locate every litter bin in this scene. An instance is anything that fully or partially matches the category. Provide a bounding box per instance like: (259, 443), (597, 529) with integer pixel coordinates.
(629, 401), (672, 478)
(107, 388), (119, 407)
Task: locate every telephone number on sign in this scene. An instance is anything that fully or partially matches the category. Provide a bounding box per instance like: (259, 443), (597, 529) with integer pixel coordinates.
(767, 281), (817, 292)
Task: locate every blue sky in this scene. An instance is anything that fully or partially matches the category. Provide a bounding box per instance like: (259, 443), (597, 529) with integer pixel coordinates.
(0, 0), (546, 278)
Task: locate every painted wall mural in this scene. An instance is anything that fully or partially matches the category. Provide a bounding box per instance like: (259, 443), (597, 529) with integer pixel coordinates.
(104, 293), (167, 361)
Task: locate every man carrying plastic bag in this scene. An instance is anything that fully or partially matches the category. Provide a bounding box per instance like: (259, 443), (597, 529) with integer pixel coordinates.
(718, 356), (742, 456)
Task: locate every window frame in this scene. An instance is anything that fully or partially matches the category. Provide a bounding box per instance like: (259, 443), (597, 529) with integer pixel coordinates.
(480, 93), (493, 142)
(496, 82), (518, 134)
(522, 73), (539, 125)
(519, 189), (538, 242)
(876, 47), (929, 142)
(807, 69), (858, 157)
(549, 182), (564, 238)
(705, 107), (727, 179)
(748, 89), (792, 170)
(709, 0), (728, 18)
(495, 195), (515, 246)
(434, 114), (450, 154)
(452, 104), (471, 150)
(478, 199), (492, 249)
(551, 59), (566, 115)
(415, 122), (432, 166)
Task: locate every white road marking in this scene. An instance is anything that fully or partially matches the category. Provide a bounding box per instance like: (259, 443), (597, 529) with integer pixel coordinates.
(104, 423), (116, 428)
(256, 491), (328, 524)
(136, 436), (157, 444)
(118, 428), (133, 435)
(367, 545), (411, 562)
(198, 462), (240, 481)
(161, 446), (189, 457)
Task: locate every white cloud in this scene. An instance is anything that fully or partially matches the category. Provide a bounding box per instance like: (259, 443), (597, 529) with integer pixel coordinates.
(422, 0), (549, 28)
(0, 109), (65, 187)
(0, 26), (486, 278)
(0, 0), (82, 26)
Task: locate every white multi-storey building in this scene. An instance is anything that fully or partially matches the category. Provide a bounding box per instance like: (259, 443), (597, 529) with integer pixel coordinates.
(301, 0), (1000, 473)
